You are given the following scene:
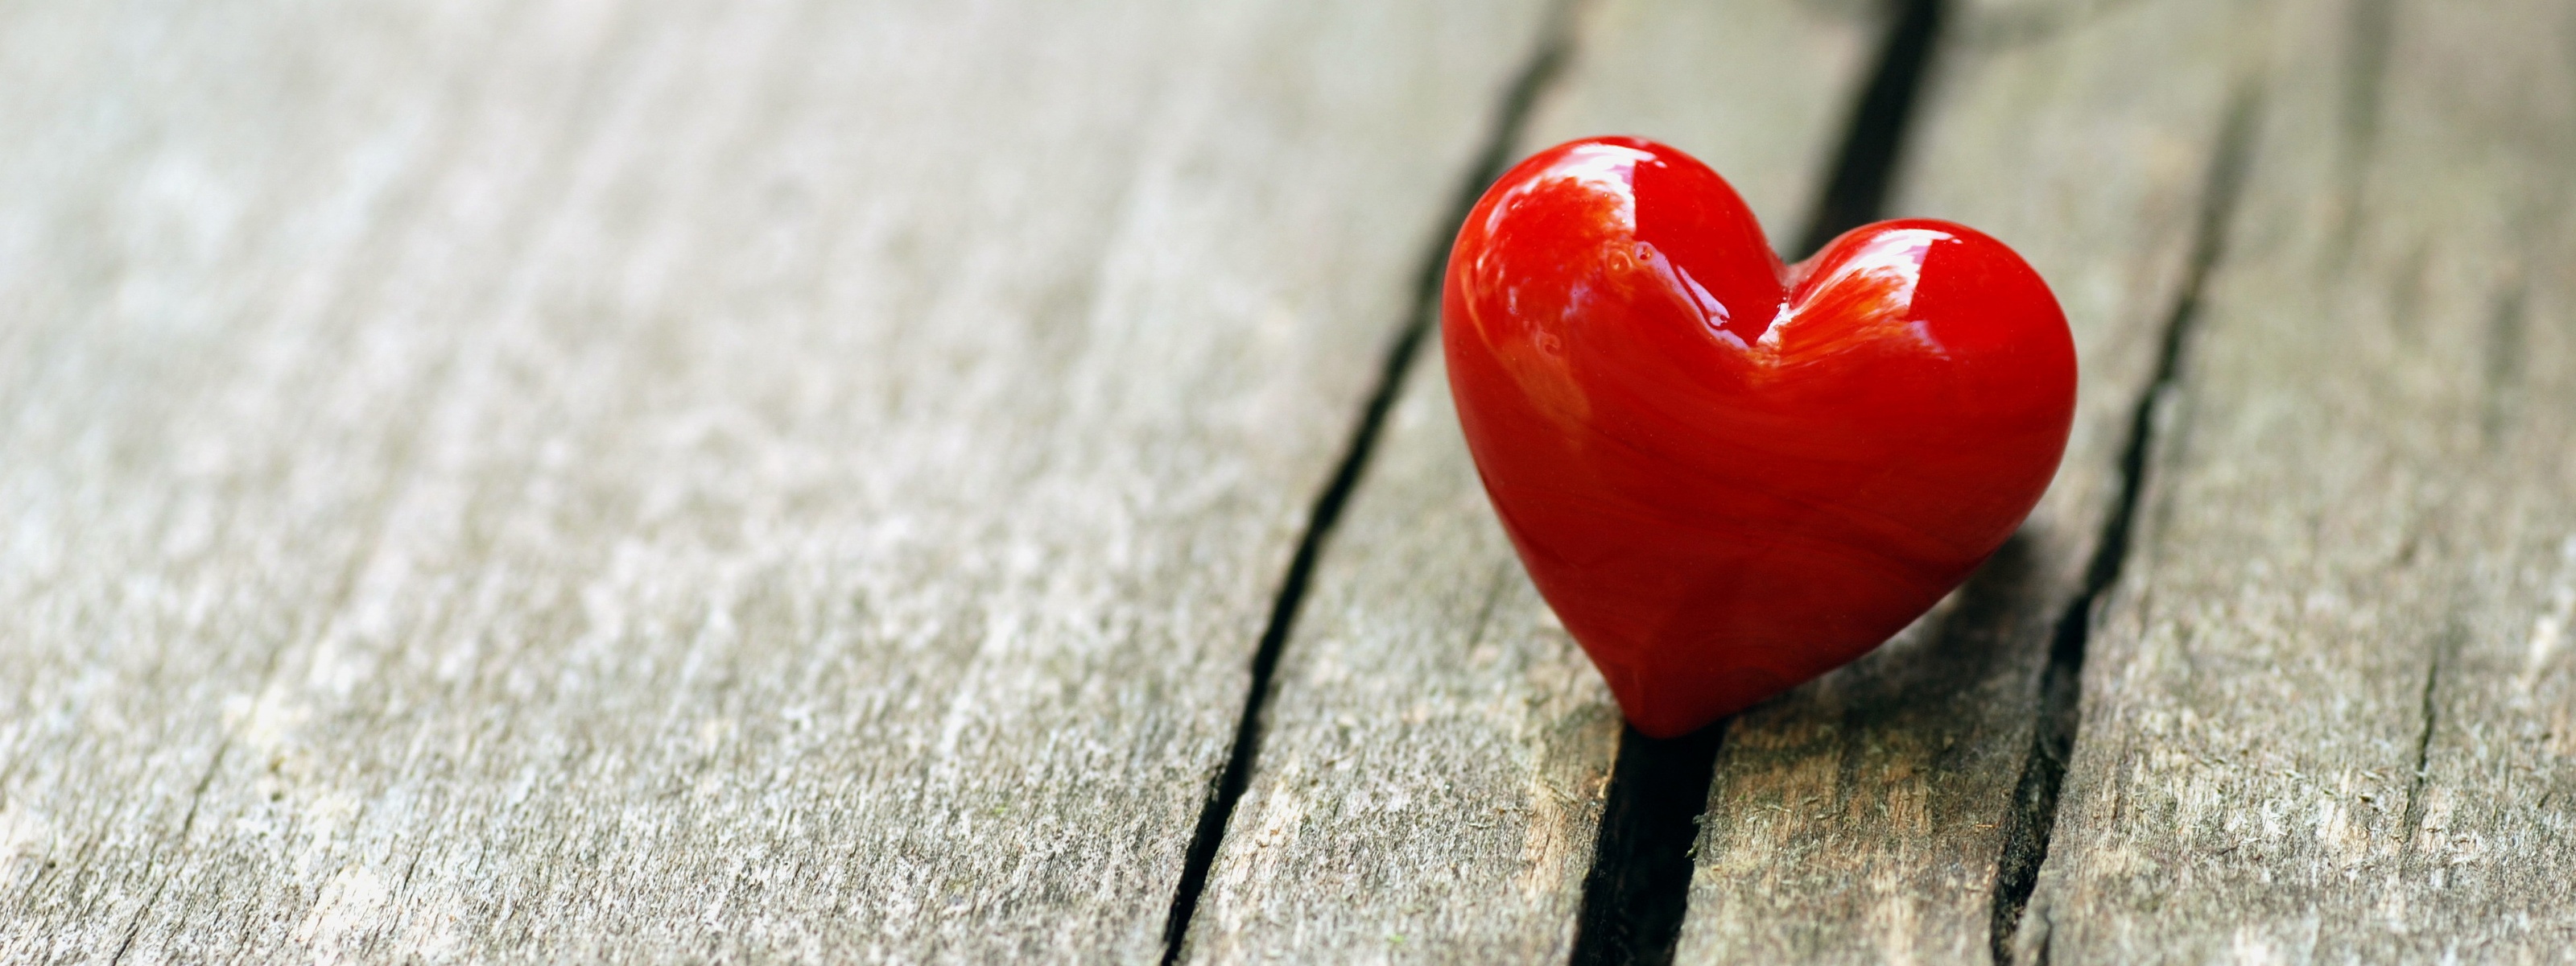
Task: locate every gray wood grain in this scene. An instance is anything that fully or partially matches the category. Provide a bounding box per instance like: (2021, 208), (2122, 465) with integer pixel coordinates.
(1177, 2), (1883, 961)
(2017, 0), (2576, 960)
(0, 1), (1554, 960)
(1674, 0), (2274, 961)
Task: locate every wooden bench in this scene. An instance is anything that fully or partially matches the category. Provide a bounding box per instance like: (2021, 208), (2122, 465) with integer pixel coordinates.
(4, 0), (2568, 961)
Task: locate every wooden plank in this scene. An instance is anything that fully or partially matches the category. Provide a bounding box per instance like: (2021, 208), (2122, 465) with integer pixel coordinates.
(0, 0), (1555, 960)
(1674, 0), (2274, 961)
(1176, 2), (1883, 961)
(2017, 0), (2576, 959)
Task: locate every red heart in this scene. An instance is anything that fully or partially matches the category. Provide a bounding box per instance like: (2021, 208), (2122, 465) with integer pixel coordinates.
(1443, 137), (2075, 738)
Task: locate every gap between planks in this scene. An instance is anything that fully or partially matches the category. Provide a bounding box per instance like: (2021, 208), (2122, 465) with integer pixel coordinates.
(1570, 1), (1948, 963)
(1984, 84), (2261, 964)
(1155, 2), (1593, 960)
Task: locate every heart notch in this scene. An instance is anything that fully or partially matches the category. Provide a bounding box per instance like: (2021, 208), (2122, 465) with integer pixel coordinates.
(1443, 137), (2076, 738)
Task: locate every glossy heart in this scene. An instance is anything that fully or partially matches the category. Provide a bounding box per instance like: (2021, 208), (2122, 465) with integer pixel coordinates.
(1443, 138), (2075, 737)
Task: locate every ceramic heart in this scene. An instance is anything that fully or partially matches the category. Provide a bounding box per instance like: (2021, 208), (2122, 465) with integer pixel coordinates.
(1443, 137), (2075, 737)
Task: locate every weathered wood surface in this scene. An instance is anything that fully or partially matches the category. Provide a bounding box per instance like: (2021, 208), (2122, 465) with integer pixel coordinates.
(7, 0), (2574, 962)
(0, 0), (1554, 960)
(1178, 4), (1883, 960)
(2016, 0), (2576, 960)
(1678, 0), (2267, 961)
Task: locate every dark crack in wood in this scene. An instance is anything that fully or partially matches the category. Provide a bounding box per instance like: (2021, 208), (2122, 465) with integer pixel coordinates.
(1154, 4), (1590, 960)
(1985, 87), (2261, 964)
(1569, 2), (1950, 962)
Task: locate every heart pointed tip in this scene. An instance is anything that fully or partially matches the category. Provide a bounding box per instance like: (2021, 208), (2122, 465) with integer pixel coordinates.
(1620, 696), (1750, 740)
(1624, 712), (1716, 741)
(1604, 662), (1793, 739)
